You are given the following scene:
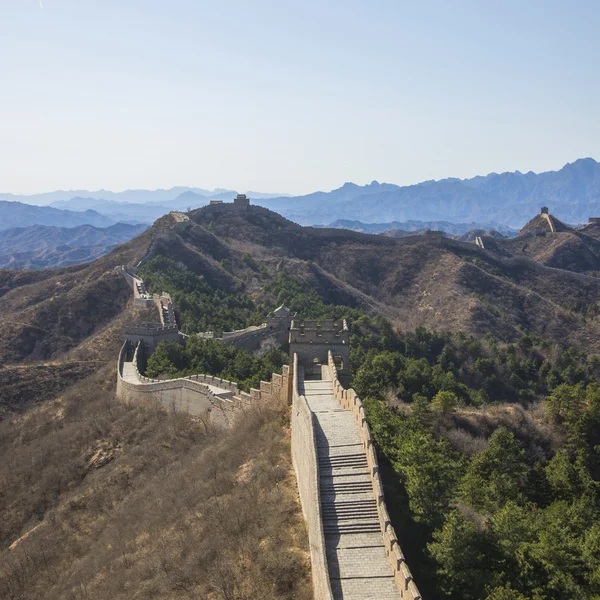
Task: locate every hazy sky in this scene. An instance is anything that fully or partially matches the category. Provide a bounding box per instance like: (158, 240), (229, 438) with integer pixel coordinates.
(1, 0), (599, 195)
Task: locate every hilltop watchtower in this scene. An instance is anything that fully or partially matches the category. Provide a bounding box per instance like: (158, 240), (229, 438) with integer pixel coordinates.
(289, 318), (350, 378)
(541, 206), (549, 215)
(234, 194), (250, 208)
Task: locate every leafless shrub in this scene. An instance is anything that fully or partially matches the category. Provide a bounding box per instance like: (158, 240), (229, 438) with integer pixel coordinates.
(441, 427), (488, 456)
(435, 402), (562, 463)
(0, 369), (311, 600)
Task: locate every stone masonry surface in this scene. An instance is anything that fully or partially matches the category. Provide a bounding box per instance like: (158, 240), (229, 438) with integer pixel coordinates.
(300, 367), (403, 599)
(291, 355), (334, 600)
(326, 353), (422, 599)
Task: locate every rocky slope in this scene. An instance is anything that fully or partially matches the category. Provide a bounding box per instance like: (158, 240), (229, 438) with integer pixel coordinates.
(477, 211), (600, 276)
(0, 209), (312, 600)
(161, 203), (600, 352)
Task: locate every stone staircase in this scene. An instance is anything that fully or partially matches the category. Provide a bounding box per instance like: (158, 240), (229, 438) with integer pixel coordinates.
(301, 368), (401, 599)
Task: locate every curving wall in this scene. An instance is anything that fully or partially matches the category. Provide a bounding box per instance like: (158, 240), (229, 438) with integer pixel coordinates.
(290, 353), (334, 600)
(117, 340), (289, 427)
(117, 341), (243, 426)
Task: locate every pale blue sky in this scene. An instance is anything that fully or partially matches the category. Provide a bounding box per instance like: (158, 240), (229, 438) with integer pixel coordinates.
(1, 0), (599, 195)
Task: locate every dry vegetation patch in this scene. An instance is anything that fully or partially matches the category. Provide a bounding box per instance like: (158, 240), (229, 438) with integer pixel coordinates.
(0, 368), (311, 600)
(435, 402), (562, 462)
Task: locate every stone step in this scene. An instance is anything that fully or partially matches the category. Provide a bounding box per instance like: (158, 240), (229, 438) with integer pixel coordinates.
(322, 507), (378, 516)
(322, 503), (378, 513)
(323, 522), (382, 534)
(323, 513), (379, 523)
(320, 473), (371, 485)
(319, 455), (367, 467)
(321, 483), (373, 495)
(322, 499), (377, 508)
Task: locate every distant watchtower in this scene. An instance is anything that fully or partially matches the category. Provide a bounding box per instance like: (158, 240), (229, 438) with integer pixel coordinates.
(234, 194), (250, 208)
(541, 206), (549, 215)
(289, 319), (350, 378)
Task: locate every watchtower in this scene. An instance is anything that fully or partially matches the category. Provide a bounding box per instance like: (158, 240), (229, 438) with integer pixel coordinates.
(541, 206), (549, 215)
(234, 194), (250, 208)
(289, 319), (350, 378)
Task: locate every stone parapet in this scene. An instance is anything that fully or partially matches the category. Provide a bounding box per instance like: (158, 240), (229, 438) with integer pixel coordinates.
(327, 351), (422, 600)
(116, 341), (290, 427)
(123, 323), (181, 353)
(290, 353), (334, 600)
(125, 324), (179, 336)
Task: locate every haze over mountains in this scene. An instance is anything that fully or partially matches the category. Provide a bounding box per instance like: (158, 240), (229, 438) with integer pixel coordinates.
(0, 201), (115, 230)
(1, 158), (598, 270)
(0, 187), (287, 206)
(259, 157), (600, 226)
(2, 158), (598, 231)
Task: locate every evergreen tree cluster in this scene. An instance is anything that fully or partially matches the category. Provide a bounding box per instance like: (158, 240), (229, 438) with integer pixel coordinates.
(352, 328), (600, 408)
(138, 256), (261, 334)
(145, 336), (288, 393)
(363, 331), (600, 598)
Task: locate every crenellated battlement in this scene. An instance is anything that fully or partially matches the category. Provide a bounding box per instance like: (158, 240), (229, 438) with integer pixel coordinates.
(289, 318), (350, 377)
(124, 323), (179, 335)
(289, 318), (349, 343)
(123, 323), (181, 353)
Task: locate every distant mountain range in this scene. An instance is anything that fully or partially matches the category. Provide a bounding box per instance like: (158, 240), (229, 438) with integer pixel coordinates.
(322, 219), (518, 237)
(255, 158), (600, 227)
(0, 223), (148, 270)
(0, 201), (115, 231)
(0, 158), (598, 234)
(46, 190), (289, 224)
(0, 187), (288, 207)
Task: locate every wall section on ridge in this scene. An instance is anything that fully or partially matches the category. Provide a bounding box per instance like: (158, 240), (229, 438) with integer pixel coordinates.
(117, 341), (240, 426)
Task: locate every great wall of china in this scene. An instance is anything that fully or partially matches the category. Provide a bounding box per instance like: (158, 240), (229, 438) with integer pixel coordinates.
(116, 265), (422, 599)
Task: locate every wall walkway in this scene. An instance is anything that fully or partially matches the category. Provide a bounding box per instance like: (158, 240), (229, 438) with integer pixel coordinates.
(295, 353), (422, 599)
(291, 355), (335, 600)
(542, 213), (556, 233)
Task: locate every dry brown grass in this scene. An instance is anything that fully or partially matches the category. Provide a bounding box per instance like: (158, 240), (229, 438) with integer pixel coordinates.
(0, 367), (311, 600)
